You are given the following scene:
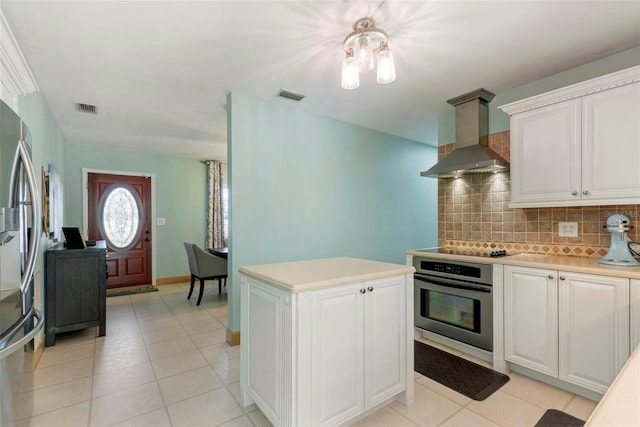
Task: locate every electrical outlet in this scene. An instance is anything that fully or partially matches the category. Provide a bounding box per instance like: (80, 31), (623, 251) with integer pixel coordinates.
(559, 222), (578, 237)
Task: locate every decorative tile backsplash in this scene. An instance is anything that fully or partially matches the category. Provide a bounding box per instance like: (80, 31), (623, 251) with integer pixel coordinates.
(438, 131), (639, 258)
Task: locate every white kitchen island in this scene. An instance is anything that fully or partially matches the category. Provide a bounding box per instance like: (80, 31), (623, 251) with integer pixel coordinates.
(239, 257), (415, 427)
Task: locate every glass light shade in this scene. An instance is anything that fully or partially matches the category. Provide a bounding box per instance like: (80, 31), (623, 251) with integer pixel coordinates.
(354, 35), (374, 73)
(341, 55), (360, 90)
(376, 49), (396, 84)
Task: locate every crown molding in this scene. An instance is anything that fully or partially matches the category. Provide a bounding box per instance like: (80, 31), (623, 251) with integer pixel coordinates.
(499, 65), (640, 116)
(1, 10), (38, 109)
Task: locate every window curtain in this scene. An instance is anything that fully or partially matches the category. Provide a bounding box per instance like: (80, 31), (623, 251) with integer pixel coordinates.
(206, 160), (224, 249)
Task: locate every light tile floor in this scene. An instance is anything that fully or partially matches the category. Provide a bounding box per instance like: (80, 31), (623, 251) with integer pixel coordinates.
(15, 283), (598, 426)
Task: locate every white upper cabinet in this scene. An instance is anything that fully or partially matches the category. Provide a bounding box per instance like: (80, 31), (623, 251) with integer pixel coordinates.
(509, 99), (582, 205)
(500, 66), (640, 208)
(582, 83), (640, 200)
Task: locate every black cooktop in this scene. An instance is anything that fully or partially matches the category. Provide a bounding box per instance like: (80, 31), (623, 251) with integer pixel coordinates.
(414, 247), (512, 258)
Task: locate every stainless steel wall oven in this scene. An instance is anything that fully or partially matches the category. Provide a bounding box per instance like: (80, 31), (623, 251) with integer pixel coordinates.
(413, 255), (493, 352)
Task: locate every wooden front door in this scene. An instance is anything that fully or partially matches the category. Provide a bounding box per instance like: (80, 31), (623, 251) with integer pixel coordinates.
(88, 173), (152, 289)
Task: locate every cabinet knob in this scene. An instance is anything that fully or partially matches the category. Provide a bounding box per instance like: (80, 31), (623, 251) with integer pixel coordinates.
(360, 288), (366, 294)
(559, 276), (566, 281)
(572, 191), (579, 196)
(367, 286), (373, 292)
(548, 274), (554, 279)
(582, 190), (590, 196)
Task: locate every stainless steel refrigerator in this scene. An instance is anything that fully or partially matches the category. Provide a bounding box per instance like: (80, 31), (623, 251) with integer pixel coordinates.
(0, 99), (43, 424)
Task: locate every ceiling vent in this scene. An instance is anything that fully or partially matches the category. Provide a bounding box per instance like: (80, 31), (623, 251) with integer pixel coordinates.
(277, 89), (305, 102)
(75, 102), (97, 114)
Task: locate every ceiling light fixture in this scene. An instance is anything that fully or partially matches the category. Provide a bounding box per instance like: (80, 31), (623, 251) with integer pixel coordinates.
(341, 17), (396, 90)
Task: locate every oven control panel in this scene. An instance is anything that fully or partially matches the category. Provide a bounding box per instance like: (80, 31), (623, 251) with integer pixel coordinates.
(424, 261), (480, 278)
(413, 256), (493, 286)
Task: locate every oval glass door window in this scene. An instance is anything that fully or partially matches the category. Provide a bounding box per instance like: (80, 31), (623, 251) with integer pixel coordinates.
(102, 186), (140, 248)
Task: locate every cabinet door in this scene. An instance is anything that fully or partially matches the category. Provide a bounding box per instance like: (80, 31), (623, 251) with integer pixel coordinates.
(504, 265), (558, 376)
(509, 99), (581, 206)
(363, 276), (406, 408)
(53, 252), (102, 326)
(310, 282), (365, 427)
(632, 280), (640, 351)
(242, 279), (288, 425)
(582, 82), (640, 201)
(558, 272), (629, 394)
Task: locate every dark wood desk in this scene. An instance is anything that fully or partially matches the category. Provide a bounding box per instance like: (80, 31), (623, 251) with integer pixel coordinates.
(208, 247), (228, 258)
(45, 241), (107, 346)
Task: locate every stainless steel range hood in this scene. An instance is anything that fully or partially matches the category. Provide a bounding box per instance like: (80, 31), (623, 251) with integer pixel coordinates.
(421, 88), (509, 178)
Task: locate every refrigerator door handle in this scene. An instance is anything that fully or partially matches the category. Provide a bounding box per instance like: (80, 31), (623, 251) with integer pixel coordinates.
(0, 309), (43, 360)
(11, 139), (41, 293)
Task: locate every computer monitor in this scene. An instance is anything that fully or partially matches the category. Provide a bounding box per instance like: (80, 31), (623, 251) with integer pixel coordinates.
(62, 227), (85, 249)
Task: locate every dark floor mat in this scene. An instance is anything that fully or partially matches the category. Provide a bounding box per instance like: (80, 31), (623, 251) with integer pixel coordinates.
(535, 409), (585, 427)
(414, 340), (509, 401)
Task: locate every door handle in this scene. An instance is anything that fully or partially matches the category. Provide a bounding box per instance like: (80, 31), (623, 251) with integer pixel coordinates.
(0, 309), (43, 359)
(14, 140), (41, 295)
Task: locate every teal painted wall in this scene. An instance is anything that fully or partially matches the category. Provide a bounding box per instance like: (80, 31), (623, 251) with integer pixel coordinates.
(64, 144), (207, 278)
(438, 46), (640, 145)
(16, 90), (68, 348)
(227, 93), (438, 332)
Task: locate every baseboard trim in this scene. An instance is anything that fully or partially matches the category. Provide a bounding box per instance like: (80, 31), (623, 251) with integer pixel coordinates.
(156, 275), (190, 285)
(227, 329), (240, 346)
(34, 339), (44, 368)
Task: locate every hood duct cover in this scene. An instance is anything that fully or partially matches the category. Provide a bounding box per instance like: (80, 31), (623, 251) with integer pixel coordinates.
(421, 88), (509, 178)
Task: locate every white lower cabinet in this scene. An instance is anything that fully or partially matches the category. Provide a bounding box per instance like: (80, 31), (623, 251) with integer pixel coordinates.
(241, 273), (410, 427)
(631, 280), (640, 351)
(311, 276), (406, 426)
(504, 265), (558, 376)
(504, 266), (629, 394)
(558, 272), (629, 394)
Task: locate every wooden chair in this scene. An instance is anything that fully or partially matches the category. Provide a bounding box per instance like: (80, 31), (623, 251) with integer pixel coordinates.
(183, 242), (228, 305)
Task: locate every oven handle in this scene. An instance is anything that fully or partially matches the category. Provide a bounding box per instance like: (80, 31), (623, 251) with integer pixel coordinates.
(414, 274), (492, 293)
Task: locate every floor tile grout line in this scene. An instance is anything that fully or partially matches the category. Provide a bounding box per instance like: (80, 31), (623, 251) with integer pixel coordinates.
(561, 394), (593, 421)
(434, 405), (469, 427)
(498, 385), (574, 412)
(153, 295), (238, 427)
(107, 295), (172, 427)
(90, 294), (135, 427)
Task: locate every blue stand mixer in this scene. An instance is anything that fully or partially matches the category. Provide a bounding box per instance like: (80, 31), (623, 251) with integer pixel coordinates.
(599, 214), (639, 266)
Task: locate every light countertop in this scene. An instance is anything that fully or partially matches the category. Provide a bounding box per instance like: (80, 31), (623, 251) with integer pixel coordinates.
(585, 343), (640, 426)
(238, 257), (415, 293)
(406, 250), (640, 280)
